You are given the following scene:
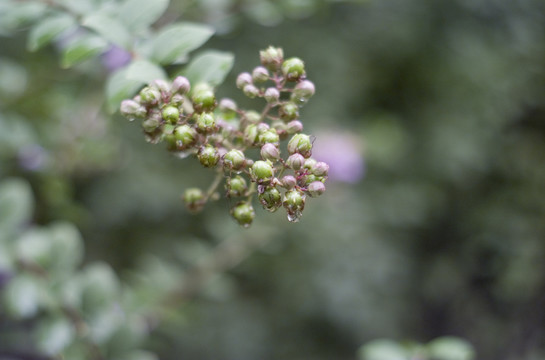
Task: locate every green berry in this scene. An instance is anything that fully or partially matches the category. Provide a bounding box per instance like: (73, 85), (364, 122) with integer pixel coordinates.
(174, 125), (197, 148)
(223, 149), (246, 171)
(279, 102), (299, 121)
(243, 84), (259, 98)
(198, 145), (219, 168)
(257, 129), (280, 146)
(120, 99), (146, 120)
(281, 57), (305, 81)
(251, 160), (274, 183)
(227, 175), (247, 197)
(259, 186), (282, 212)
(260, 46), (284, 71)
(139, 86), (161, 105)
(243, 124), (258, 145)
(183, 188), (204, 212)
(283, 189), (306, 221)
(196, 112), (216, 134)
(287, 134), (312, 158)
(232, 202), (255, 227)
(162, 105), (180, 124)
(245, 111), (261, 124)
(142, 118), (160, 132)
(192, 84), (216, 112)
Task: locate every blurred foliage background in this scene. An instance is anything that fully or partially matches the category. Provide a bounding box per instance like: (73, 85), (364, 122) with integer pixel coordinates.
(2, 0), (545, 359)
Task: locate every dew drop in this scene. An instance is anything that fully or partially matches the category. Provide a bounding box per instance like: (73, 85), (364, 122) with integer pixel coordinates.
(173, 150), (193, 159)
(287, 210), (302, 223)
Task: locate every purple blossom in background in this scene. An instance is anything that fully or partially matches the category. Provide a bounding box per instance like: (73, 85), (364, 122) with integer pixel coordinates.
(312, 131), (365, 183)
(18, 145), (49, 172)
(101, 45), (132, 72)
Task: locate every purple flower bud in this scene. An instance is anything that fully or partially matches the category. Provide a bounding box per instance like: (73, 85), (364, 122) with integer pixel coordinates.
(252, 66), (269, 83)
(294, 80), (315, 98)
(260, 143), (280, 161)
(286, 153), (305, 170)
(219, 98), (237, 113)
(311, 161), (329, 176)
(307, 181), (326, 197)
(286, 120), (303, 134)
(281, 175), (296, 190)
(256, 122), (270, 133)
(153, 79), (170, 95)
(120, 99), (146, 120)
(264, 87), (280, 103)
(236, 72), (253, 89)
(171, 76), (191, 94)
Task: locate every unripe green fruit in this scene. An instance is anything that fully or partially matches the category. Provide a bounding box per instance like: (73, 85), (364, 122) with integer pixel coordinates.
(307, 181), (326, 197)
(174, 125), (197, 147)
(260, 46), (284, 71)
(223, 149), (246, 171)
(227, 175), (247, 197)
(243, 124), (258, 145)
(259, 186), (282, 212)
(246, 111), (261, 124)
(281, 57), (305, 81)
(252, 66), (269, 83)
(232, 202), (255, 227)
(287, 134), (312, 158)
(257, 129), (280, 146)
(142, 118), (160, 132)
(196, 112), (216, 134)
(243, 84), (259, 99)
(280, 102), (299, 121)
(162, 105), (180, 124)
(283, 189), (305, 214)
(139, 86), (161, 105)
(192, 86), (216, 112)
(304, 158), (317, 170)
(251, 160), (274, 183)
(198, 145), (219, 167)
(183, 188), (204, 212)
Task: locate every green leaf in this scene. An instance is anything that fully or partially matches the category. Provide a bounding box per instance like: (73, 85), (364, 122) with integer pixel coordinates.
(182, 50), (234, 87)
(35, 316), (74, 356)
(0, 2), (47, 34)
(27, 13), (76, 52)
(16, 228), (51, 268)
(105, 60), (166, 112)
(119, 0), (170, 31)
(82, 12), (132, 50)
(0, 178), (33, 233)
(427, 337), (475, 360)
(150, 23), (215, 65)
(81, 262), (120, 314)
(121, 351), (159, 360)
(0, 57), (28, 100)
(49, 222), (84, 273)
(3, 275), (43, 319)
(358, 339), (408, 360)
(61, 34), (108, 69)
(126, 60), (167, 83)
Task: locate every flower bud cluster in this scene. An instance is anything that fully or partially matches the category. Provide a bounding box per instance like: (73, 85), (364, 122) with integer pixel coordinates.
(120, 47), (328, 228)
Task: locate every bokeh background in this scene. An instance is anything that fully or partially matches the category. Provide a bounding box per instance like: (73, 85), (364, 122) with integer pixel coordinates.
(2, 0), (545, 359)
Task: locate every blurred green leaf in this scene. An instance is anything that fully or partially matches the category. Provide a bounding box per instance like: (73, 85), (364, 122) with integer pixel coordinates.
(0, 1), (47, 34)
(88, 304), (124, 344)
(150, 23), (214, 65)
(182, 50), (234, 87)
(126, 60), (167, 83)
(16, 228), (51, 268)
(52, 0), (96, 16)
(27, 13), (76, 52)
(82, 12), (132, 50)
(61, 34), (108, 68)
(0, 58), (28, 102)
(81, 262), (120, 314)
(35, 316), (74, 356)
(0, 178), (33, 233)
(105, 60), (166, 112)
(119, 0), (170, 31)
(48, 222), (84, 273)
(3, 275), (43, 319)
(358, 339), (408, 360)
(122, 351), (159, 360)
(427, 337), (475, 360)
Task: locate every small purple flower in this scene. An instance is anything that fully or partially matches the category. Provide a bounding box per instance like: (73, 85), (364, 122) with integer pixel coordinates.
(311, 131), (365, 183)
(101, 45), (132, 72)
